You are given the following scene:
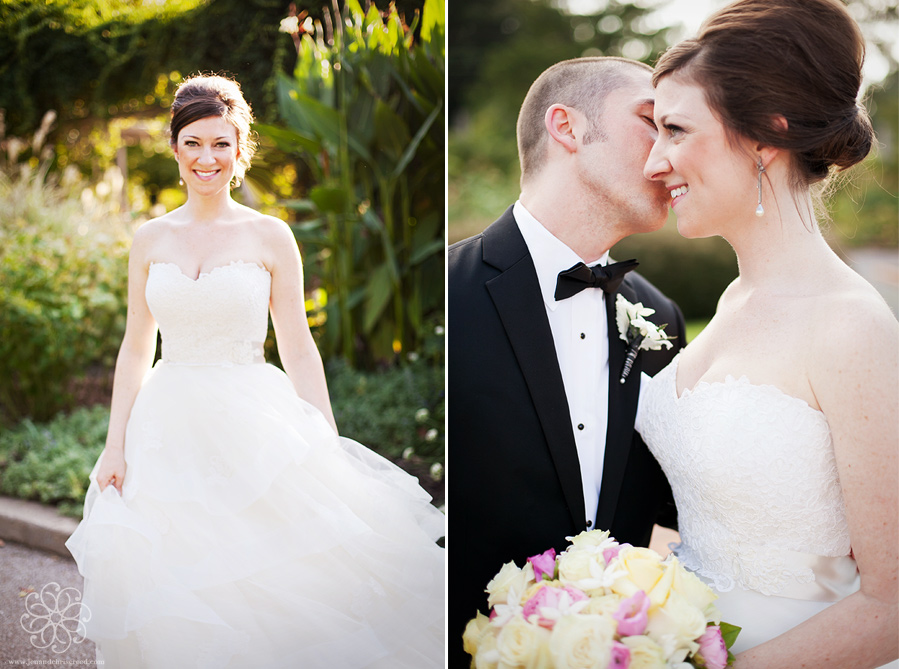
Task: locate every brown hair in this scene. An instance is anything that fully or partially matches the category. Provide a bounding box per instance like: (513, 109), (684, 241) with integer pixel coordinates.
(653, 0), (872, 189)
(169, 74), (257, 186)
(517, 57), (652, 185)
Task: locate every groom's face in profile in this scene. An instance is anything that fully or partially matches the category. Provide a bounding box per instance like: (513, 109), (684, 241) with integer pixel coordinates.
(574, 69), (669, 234)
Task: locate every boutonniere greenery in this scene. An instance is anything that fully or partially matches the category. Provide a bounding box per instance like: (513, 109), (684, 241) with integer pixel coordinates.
(615, 294), (675, 384)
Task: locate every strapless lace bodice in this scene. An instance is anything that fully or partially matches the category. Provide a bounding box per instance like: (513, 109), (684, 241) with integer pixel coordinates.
(636, 354), (852, 597)
(146, 261), (271, 365)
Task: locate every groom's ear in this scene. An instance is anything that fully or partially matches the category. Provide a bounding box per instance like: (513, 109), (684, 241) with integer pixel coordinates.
(545, 104), (579, 154)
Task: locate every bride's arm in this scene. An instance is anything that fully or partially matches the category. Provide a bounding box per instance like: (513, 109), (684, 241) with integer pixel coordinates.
(96, 226), (159, 493)
(734, 294), (898, 668)
(266, 218), (339, 435)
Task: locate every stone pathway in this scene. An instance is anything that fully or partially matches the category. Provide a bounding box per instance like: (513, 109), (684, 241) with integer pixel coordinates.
(0, 540), (98, 665)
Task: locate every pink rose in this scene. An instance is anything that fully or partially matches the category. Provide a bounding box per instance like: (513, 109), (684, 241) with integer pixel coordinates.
(613, 590), (650, 636)
(522, 584), (588, 629)
(603, 543), (631, 564)
(696, 625), (729, 669)
(610, 640), (631, 668)
(527, 547), (557, 581)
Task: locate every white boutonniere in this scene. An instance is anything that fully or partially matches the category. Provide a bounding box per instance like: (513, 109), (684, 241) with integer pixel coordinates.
(615, 294), (675, 384)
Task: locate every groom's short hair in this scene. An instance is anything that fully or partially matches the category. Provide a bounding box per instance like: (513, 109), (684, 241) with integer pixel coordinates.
(517, 57), (652, 185)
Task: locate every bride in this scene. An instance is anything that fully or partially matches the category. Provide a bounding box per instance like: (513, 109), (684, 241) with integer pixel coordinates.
(65, 74), (445, 668)
(636, 0), (898, 666)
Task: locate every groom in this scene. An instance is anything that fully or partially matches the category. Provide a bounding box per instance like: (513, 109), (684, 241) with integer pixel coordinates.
(448, 57), (685, 666)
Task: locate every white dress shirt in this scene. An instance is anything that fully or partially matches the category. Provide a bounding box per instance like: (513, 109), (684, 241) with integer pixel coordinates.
(513, 200), (610, 528)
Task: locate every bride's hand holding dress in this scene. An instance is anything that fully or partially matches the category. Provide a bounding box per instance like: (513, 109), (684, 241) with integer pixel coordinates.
(96, 223), (159, 495)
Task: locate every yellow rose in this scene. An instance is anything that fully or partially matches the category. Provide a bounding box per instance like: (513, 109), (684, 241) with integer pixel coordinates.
(567, 529), (611, 551)
(621, 635), (668, 669)
(547, 614), (615, 669)
(463, 611), (492, 659)
(610, 547), (665, 599)
(486, 561), (536, 608)
(646, 592), (707, 656)
(668, 559), (719, 618)
(581, 593), (624, 617)
(496, 615), (551, 668)
(474, 629), (499, 669)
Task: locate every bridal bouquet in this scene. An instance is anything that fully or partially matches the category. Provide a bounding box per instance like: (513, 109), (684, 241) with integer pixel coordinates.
(464, 530), (740, 669)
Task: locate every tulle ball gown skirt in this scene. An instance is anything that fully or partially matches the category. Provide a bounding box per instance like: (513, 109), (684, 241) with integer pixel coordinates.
(66, 361), (445, 668)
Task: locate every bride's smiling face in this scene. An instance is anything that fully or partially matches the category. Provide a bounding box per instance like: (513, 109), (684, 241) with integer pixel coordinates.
(643, 75), (758, 239)
(173, 116), (240, 193)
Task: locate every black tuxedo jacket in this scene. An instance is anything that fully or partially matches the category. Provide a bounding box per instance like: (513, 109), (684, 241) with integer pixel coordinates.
(447, 207), (685, 667)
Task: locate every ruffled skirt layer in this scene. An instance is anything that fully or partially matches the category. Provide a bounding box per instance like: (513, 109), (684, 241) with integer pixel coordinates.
(66, 361), (445, 668)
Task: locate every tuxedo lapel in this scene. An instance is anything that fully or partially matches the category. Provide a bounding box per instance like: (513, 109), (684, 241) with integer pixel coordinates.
(595, 277), (642, 531)
(482, 210), (586, 529)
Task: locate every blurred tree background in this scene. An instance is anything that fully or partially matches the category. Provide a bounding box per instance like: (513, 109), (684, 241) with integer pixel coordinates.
(0, 0), (445, 508)
(448, 0), (899, 322)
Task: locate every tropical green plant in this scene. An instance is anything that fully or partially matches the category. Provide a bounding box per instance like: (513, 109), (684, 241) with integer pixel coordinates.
(257, 0), (444, 367)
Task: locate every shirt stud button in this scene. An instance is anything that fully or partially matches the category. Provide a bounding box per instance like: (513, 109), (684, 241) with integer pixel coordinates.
(586, 520), (593, 528)
(577, 423), (584, 430)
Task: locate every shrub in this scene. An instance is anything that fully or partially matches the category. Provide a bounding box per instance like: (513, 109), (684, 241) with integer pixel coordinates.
(327, 357), (444, 463)
(0, 160), (131, 423)
(0, 360), (444, 517)
(0, 406), (108, 518)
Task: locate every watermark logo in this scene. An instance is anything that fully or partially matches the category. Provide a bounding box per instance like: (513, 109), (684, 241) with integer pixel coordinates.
(19, 582), (91, 653)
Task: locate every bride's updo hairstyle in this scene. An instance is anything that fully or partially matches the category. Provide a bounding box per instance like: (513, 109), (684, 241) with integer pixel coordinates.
(653, 0), (873, 190)
(169, 74), (257, 186)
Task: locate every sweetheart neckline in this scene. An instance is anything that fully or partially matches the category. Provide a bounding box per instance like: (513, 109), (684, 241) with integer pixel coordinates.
(149, 260), (271, 282)
(669, 352), (826, 418)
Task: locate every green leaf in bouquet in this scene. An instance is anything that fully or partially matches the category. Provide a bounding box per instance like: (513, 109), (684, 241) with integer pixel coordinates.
(719, 621), (741, 649)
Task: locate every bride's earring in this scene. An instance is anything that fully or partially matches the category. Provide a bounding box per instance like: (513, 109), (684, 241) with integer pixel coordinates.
(755, 157), (765, 217)
(179, 177), (184, 186)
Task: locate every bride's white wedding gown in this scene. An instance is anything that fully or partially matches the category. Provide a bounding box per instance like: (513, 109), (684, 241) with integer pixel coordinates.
(66, 260), (445, 668)
(637, 353), (896, 667)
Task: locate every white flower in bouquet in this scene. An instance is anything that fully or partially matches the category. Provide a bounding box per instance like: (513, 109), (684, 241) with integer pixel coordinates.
(496, 614), (551, 668)
(548, 614), (617, 669)
(486, 561), (534, 609)
(582, 593), (626, 618)
(646, 592), (709, 658)
(464, 530), (741, 669)
(558, 548), (609, 594)
(621, 634), (669, 669)
(567, 529), (613, 552)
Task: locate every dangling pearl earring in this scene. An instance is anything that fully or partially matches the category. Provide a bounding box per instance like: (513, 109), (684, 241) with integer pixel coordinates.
(179, 177), (184, 186)
(755, 157), (765, 217)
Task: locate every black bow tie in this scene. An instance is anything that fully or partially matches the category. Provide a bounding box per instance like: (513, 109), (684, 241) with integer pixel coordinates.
(554, 259), (639, 300)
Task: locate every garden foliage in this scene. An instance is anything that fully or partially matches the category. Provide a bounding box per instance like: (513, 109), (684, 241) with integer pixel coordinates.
(0, 406), (108, 518)
(0, 141), (130, 423)
(258, 0), (445, 366)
